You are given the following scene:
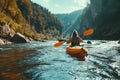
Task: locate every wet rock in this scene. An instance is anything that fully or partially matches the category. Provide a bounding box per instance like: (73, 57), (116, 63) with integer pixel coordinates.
(118, 40), (120, 44)
(58, 39), (66, 42)
(0, 38), (5, 45)
(41, 40), (47, 42)
(87, 40), (92, 44)
(0, 24), (15, 40)
(0, 38), (12, 45)
(100, 40), (107, 43)
(11, 33), (30, 43)
(4, 40), (12, 45)
(28, 37), (34, 41)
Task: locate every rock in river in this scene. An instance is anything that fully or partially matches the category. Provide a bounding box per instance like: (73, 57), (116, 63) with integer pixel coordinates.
(11, 33), (30, 43)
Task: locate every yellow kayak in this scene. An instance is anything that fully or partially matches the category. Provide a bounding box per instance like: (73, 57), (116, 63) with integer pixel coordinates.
(66, 46), (88, 60)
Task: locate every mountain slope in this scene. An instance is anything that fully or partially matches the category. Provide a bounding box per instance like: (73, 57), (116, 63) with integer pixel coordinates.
(80, 0), (120, 40)
(0, 0), (36, 38)
(56, 10), (83, 38)
(0, 0), (63, 41)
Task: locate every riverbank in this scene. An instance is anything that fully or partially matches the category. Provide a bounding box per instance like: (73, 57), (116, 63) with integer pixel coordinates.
(0, 38), (12, 46)
(0, 40), (120, 80)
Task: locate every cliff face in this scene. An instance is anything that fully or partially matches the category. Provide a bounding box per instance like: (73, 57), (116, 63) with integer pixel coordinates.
(0, 0), (25, 24)
(90, 0), (102, 20)
(0, 0), (63, 41)
(80, 0), (120, 40)
(17, 0), (63, 39)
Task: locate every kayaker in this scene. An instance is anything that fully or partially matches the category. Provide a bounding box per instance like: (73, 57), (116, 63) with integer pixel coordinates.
(66, 30), (83, 46)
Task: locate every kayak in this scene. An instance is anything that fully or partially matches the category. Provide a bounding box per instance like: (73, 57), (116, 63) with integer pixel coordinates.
(66, 46), (88, 60)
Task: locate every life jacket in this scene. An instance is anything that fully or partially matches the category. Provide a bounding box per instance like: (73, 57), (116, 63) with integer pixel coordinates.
(71, 36), (79, 46)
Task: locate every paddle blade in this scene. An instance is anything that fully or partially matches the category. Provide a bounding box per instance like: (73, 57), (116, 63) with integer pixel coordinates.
(83, 28), (94, 36)
(54, 41), (64, 47)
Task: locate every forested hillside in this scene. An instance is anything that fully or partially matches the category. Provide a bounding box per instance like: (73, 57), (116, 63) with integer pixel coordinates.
(56, 10), (82, 38)
(0, 0), (63, 43)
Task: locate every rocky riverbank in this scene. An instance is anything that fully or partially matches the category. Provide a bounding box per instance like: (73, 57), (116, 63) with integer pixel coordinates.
(0, 24), (34, 46)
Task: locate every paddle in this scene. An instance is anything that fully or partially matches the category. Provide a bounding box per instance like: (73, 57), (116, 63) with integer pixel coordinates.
(83, 28), (94, 36)
(54, 41), (65, 47)
(54, 28), (94, 47)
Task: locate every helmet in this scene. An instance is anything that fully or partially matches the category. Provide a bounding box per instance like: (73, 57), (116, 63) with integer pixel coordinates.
(71, 29), (79, 37)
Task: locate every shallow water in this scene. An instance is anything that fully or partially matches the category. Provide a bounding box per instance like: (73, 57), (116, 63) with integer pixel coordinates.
(0, 40), (120, 80)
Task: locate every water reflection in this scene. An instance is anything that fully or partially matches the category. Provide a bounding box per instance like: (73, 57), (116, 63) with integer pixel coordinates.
(0, 49), (36, 80)
(0, 41), (120, 80)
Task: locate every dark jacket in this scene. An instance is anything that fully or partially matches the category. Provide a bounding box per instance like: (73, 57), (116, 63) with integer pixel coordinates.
(66, 36), (83, 46)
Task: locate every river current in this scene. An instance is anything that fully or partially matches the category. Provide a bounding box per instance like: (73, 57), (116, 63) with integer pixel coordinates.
(0, 40), (120, 80)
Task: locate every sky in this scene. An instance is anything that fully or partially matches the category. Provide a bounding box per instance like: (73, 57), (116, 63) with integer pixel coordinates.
(31, 0), (90, 14)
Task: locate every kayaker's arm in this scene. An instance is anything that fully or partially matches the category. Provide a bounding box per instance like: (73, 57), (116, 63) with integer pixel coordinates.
(66, 38), (72, 44)
(78, 37), (83, 42)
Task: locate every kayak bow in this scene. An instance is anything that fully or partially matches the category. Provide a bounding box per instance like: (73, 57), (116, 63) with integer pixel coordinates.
(66, 46), (88, 60)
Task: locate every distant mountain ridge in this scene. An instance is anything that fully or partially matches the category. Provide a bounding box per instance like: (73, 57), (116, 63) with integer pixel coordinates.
(56, 9), (83, 38)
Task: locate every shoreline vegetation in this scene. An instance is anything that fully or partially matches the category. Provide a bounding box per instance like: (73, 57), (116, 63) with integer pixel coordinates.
(0, 0), (63, 47)
(0, 35), (120, 46)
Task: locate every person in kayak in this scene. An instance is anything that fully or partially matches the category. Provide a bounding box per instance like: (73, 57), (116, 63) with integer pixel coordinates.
(66, 30), (83, 46)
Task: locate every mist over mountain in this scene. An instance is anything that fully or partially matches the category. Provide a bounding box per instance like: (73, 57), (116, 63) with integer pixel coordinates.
(56, 0), (120, 40)
(56, 9), (83, 38)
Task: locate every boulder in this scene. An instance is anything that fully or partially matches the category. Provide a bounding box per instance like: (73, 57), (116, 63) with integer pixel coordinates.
(0, 24), (15, 40)
(58, 39), (66, 42)
(0, 38), (12, 45)
(87, 40), (92, 44)
(0, 38), (5, 45)
(118, 40), (120, 44)
(11, 33), (30, 43)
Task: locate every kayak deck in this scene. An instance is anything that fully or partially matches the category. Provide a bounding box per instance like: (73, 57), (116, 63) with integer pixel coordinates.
(66, 46), (88, 60)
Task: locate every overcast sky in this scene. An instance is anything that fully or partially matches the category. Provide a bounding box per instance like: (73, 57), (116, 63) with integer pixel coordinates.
(31, 0), (90, 14)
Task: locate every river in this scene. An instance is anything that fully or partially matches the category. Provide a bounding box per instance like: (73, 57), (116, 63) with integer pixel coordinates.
(0, 40), (120, 80)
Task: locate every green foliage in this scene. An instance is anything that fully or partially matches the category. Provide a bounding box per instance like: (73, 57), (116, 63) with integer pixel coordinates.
(30, 2), (64, 35)
(0, 0), (64, 40)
